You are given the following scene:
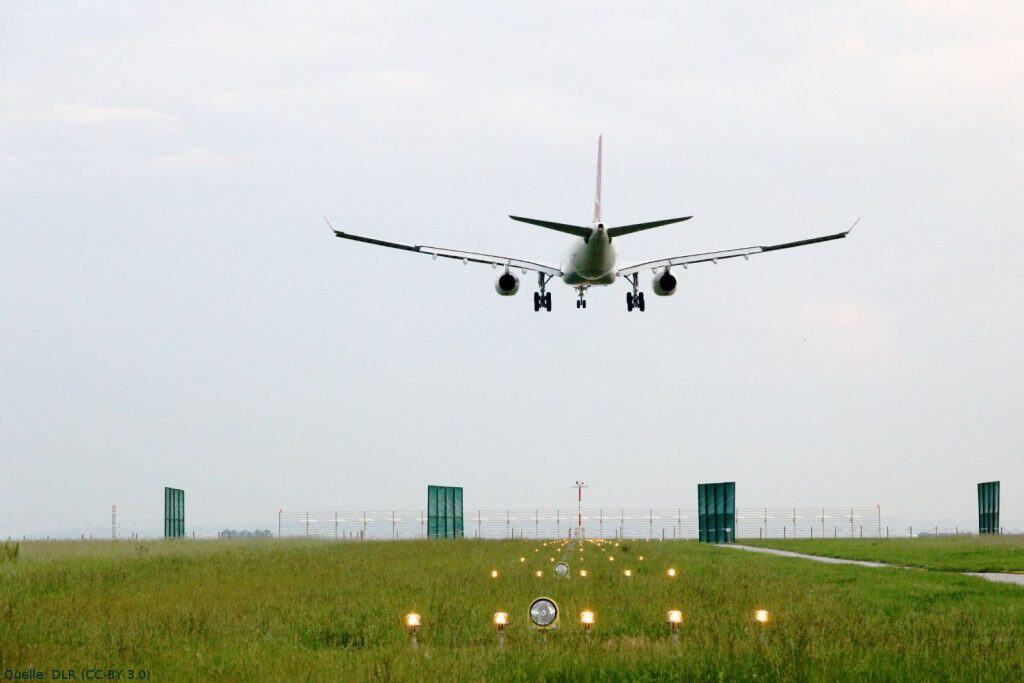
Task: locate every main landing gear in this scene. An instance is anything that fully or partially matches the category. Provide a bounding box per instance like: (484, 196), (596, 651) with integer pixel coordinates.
(576, 287), (588, 309)
(534, 273), (553, 312)
(625, 274), (645, 312)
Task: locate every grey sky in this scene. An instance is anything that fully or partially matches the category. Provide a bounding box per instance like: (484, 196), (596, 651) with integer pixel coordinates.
(2, 2), (1022, 537)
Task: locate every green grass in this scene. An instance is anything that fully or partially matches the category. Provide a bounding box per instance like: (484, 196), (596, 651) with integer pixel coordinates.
(2, 538), (1024, 681)
(745, 535), (1024, 573)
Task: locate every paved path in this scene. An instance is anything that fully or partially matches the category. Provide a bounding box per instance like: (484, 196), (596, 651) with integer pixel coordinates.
(723, 544), (1024, 587)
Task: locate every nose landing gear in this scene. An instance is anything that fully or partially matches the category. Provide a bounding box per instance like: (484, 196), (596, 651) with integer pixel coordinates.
(576, 287), (588, 309)
(625, 274), (645, 312)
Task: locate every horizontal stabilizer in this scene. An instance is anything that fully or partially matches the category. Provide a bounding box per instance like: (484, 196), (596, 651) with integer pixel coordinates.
(607, 216), (692, 238)
(508, 215), (592, 238)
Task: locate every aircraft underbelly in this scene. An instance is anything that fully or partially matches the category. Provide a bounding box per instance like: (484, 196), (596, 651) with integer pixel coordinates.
(562, 240), (616, 285)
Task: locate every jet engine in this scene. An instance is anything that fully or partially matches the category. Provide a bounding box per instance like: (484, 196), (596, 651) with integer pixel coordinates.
(495, 271), (520, 296)
(651, 269), (677, 296)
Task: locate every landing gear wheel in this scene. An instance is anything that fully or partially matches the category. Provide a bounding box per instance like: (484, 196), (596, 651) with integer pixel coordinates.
(576, 300), (581, 309)
(533, 292), (541, 312)
(637, 292), (645, 312)
(544, 292), (552, 311)
(626, 292), (634, 311)
(582, 300), (587, 308)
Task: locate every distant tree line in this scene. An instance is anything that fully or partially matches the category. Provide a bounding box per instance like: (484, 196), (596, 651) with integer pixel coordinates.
(218, 529), (273, 539)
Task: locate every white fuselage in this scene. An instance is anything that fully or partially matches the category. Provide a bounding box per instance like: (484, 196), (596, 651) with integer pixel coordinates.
(561, 224), (617, 285)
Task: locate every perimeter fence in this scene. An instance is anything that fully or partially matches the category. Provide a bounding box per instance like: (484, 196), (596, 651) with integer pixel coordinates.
(278, 507), (881, 541)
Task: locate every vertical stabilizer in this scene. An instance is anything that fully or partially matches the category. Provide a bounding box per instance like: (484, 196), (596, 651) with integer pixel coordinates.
(593, 135), (602, 223)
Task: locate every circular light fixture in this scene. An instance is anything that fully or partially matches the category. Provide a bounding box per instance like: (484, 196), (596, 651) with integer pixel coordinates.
(529, 597), (559, 629)
(755, 609), (770, 624)
(554, 562), (569, 577)
(490, 569), (499, 578)
(579, 569), (588, 577)
(667, 568), (677, 577)
(579, 610), (595, 632)
(493, 611), (509, 630)
(519, 557), (525, 562)
(623, 569), (633, 577)
(535, 570), (543, 578)
(405, 613), (421, 631)
(667, 610), (683, 628)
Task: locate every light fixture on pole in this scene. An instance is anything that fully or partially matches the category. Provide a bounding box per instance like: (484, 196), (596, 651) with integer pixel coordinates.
(579, 610), (595, 635)
(404, 613), (421, 649)
(573, 480), (588, 538)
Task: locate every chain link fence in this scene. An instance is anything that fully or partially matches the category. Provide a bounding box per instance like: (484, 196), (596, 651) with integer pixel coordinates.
(277, 507), (882, 540)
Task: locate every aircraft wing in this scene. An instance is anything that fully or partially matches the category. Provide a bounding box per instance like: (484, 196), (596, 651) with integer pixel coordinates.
(327, 219), (562, 276)
(616, 220), (857, 277)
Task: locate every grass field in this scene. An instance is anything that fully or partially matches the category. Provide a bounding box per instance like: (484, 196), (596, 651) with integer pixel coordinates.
(3, 538), (1024, 681)
(746, 535), (1024, 573)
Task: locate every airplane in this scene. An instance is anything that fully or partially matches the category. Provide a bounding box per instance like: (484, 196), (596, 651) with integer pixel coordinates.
(328, 136), (855, 312)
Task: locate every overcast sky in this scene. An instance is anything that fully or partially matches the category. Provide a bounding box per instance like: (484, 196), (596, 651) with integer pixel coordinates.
(2, 2), (1022, 537)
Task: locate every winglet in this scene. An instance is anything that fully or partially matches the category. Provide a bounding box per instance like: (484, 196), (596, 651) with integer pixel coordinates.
(845, 217), (860, 235)
(324, 216), (343, 236)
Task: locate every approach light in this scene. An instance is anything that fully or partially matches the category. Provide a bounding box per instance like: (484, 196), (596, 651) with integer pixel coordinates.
(623, 569), (633, 577)
(490, 569), (499, 578)
(535, 570), (544, 578)
(667, 568), (677, 577)
(609, 556), (614, 561)
(529, 597), (559, 629)
(554, 562), (569, 578)
(493, 611), (509, 630)
(580, 610), (596, 632)
(519, 557), (526, 562)
(404, 612), (421, 647)
(755, 609), (770, 624)
(579, 569), (588, 577)
(667, 610), (683, 630)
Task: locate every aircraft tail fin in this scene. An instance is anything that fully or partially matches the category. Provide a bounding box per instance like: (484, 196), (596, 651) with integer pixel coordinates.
(593, 135), (602, 223)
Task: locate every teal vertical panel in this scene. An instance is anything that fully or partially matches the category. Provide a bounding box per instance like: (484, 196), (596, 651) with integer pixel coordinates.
(444, 486), (455, 538)
(454, 487), (464, 538)
(427, 485), (438, 538)
(427, 485), (463, 538)
(164, 487), (184, 538)
(978, 481), (1000, 534)
(698, 482), (735, 543)
(697, 485), (707, 542)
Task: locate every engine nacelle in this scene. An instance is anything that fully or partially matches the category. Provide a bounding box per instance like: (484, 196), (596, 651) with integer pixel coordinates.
(495, 271), (520, 296)
(652, 269), (677, 296)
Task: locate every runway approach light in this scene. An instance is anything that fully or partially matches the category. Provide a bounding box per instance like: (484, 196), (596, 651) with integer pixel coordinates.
(667, 610), (683, 630)
(667, 568), (677, 577)
(580, 610), (596, 633)
(579, 569), (588, 577)
(755, 609), (770, 624)
(554, 562), (569, 578)
(529, 598), (559, 629)
(519, 557), (525, 562)
(493, 612), (509, 630)
(623, 569), (633, 577)
(405, 613), (421, 648)
(490, 569), (499, 578)
(535, 570), (544, 578)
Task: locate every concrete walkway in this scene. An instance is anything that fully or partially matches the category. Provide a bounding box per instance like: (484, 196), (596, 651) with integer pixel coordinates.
(723, 544), (1024, 587)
